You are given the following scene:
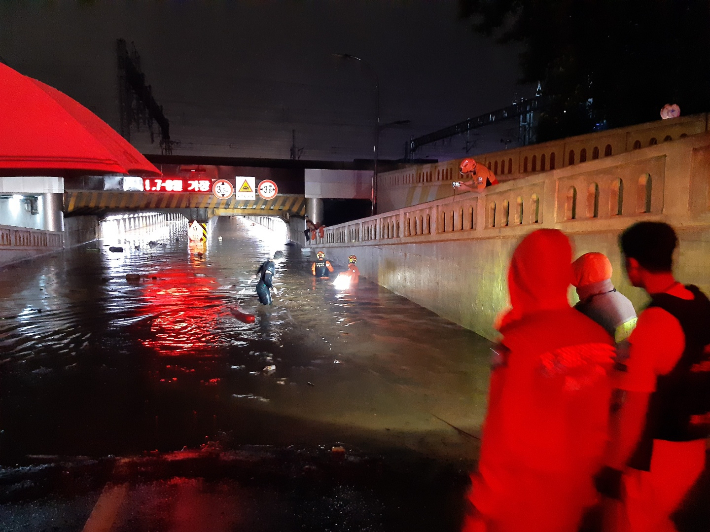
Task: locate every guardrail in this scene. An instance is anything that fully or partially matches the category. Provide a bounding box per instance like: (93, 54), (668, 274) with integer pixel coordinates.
(313, 131), (709, 248)
(0, 225), (63, 249)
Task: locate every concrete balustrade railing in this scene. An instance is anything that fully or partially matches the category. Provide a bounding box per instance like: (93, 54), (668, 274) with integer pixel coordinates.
(376, 114), (710, 213)
(315, 131), (710, 339)
(0, 224), (64, 268)
(0, 225), (63, 249)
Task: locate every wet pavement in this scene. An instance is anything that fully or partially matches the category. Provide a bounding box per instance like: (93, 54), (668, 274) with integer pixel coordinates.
(0, 216), (489, 531)
(3, 216), (710, 531)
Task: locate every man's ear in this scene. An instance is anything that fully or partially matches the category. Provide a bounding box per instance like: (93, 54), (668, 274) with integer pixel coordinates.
(626, 257), (640, 271)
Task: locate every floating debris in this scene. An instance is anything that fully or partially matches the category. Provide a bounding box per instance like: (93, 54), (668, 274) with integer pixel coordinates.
(232, 394), (270, 403)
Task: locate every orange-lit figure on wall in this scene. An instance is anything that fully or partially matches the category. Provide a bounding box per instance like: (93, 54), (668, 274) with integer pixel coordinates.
(463, 229), (616, 532)
(455, 158), (499, 192)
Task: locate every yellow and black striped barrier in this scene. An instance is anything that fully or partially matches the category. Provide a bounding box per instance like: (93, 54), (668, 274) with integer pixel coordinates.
(64, 191), (307, 218)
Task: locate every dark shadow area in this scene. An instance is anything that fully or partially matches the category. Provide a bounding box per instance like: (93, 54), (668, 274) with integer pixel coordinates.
(323, 198), (373, 226)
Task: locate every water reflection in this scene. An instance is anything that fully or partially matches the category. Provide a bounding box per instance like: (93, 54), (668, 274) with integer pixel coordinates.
(138, 271), (225, 356)
(0, 216), (490, 464)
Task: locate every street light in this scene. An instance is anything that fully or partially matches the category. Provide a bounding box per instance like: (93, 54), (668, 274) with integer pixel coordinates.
(333, 53), (379, 215)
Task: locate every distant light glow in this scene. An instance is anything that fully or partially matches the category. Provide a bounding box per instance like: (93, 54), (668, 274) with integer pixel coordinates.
(123, 176), (145, 191)
(333, 273), (351, 290)
(9, 195), (22, 215)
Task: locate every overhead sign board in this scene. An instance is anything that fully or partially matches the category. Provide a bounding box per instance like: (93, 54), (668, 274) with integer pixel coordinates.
(258, 180), (278, 200)
(143, 178), (213, 193)
(234, 176), (256, 201)
(212, 179), (234, 199)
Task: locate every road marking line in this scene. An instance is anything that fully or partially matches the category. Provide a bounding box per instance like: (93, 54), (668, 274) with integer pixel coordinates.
(82, 483), (129, 532)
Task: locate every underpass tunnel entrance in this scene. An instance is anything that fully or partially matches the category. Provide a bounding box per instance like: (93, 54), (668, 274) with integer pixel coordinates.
(98, 212), (293, 259)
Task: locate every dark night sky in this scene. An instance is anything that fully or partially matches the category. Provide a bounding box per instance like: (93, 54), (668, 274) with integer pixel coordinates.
(1, 1), (534, 162)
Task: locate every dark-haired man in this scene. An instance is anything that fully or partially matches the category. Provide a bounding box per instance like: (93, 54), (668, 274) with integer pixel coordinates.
(597, 221), (710, 531)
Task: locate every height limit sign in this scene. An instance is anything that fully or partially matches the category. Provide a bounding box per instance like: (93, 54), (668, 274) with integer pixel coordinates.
(258, 180), (278, 200)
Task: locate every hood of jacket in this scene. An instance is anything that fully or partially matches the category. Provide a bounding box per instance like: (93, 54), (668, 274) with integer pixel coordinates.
(506, 229), (573, 323)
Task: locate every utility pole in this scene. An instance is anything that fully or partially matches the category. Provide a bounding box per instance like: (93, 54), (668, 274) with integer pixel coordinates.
(290, 129), (303, 160)
(116, 38), (175, 155)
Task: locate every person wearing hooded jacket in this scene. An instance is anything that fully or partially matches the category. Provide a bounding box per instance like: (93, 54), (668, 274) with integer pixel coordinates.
(463, 229), (616, 532)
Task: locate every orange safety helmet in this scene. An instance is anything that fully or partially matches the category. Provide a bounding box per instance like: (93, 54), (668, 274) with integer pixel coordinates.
(459, 158), (477, 174)
(316, 250), (325, 260)
(348, 255), (357, 264)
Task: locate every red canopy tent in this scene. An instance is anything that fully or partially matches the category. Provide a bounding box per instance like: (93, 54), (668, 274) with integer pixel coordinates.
(0, 61), (160, 176)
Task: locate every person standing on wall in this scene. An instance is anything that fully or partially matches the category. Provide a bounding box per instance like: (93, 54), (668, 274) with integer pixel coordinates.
(596, 221), (710, 531)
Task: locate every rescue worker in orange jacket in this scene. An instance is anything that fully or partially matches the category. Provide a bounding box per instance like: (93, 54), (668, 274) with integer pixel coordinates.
(346, 255), (360, 283)
(464, 229), (616, 532)
(312, 250), (334, 278)
(572, 252), (637, 344)
(458, 158), (499, 191)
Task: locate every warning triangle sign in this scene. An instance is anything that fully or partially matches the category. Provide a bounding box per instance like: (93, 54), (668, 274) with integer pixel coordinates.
(239, 179), (253, 193)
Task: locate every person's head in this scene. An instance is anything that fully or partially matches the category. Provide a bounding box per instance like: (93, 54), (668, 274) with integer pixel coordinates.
(348, 255), (357, 264)
(316, 250), (325, 260)
(459, 158), (477, 175)
(572, 252), (613, 296)
(273, 250), (284, 260)
(619, 222), (677, 286)
(506, 229), (573, 321)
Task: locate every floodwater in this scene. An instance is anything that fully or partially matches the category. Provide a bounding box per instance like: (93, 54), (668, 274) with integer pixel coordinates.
(0, 216), (495, 531)
(3, 217), (710, 532)
(0, 216), (491, 464)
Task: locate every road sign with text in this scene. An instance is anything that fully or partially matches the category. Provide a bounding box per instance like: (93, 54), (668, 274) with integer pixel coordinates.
(212, 179), (234, 199)
(258, 180), (278, 200)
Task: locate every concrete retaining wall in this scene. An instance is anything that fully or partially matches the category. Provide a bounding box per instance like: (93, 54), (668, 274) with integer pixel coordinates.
(64, 215), (100, 247)
(317, 132), (710, 340)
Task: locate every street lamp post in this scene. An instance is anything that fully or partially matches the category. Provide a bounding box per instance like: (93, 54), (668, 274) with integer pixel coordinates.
(333, 53), (380, 215)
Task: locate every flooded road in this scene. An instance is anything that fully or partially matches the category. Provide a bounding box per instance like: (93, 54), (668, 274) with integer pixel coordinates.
(0, 216), (491, 465)
(0, 216), (495, 531)
(3, 216), (710, 532)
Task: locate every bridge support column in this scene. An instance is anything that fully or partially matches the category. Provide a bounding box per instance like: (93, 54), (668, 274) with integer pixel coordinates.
(42, 193), (64, 232)
(306, 198), (323, 225)
(288, 216), (307, 246)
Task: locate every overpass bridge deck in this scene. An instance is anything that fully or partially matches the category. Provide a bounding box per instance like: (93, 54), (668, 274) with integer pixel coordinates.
(64, 190), (307, 218)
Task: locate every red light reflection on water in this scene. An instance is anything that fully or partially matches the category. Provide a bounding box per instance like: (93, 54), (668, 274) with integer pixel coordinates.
(138, 270), (224, 356)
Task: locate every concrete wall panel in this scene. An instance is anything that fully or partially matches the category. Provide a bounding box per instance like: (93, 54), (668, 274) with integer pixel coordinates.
(317, 131), (710, 340)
